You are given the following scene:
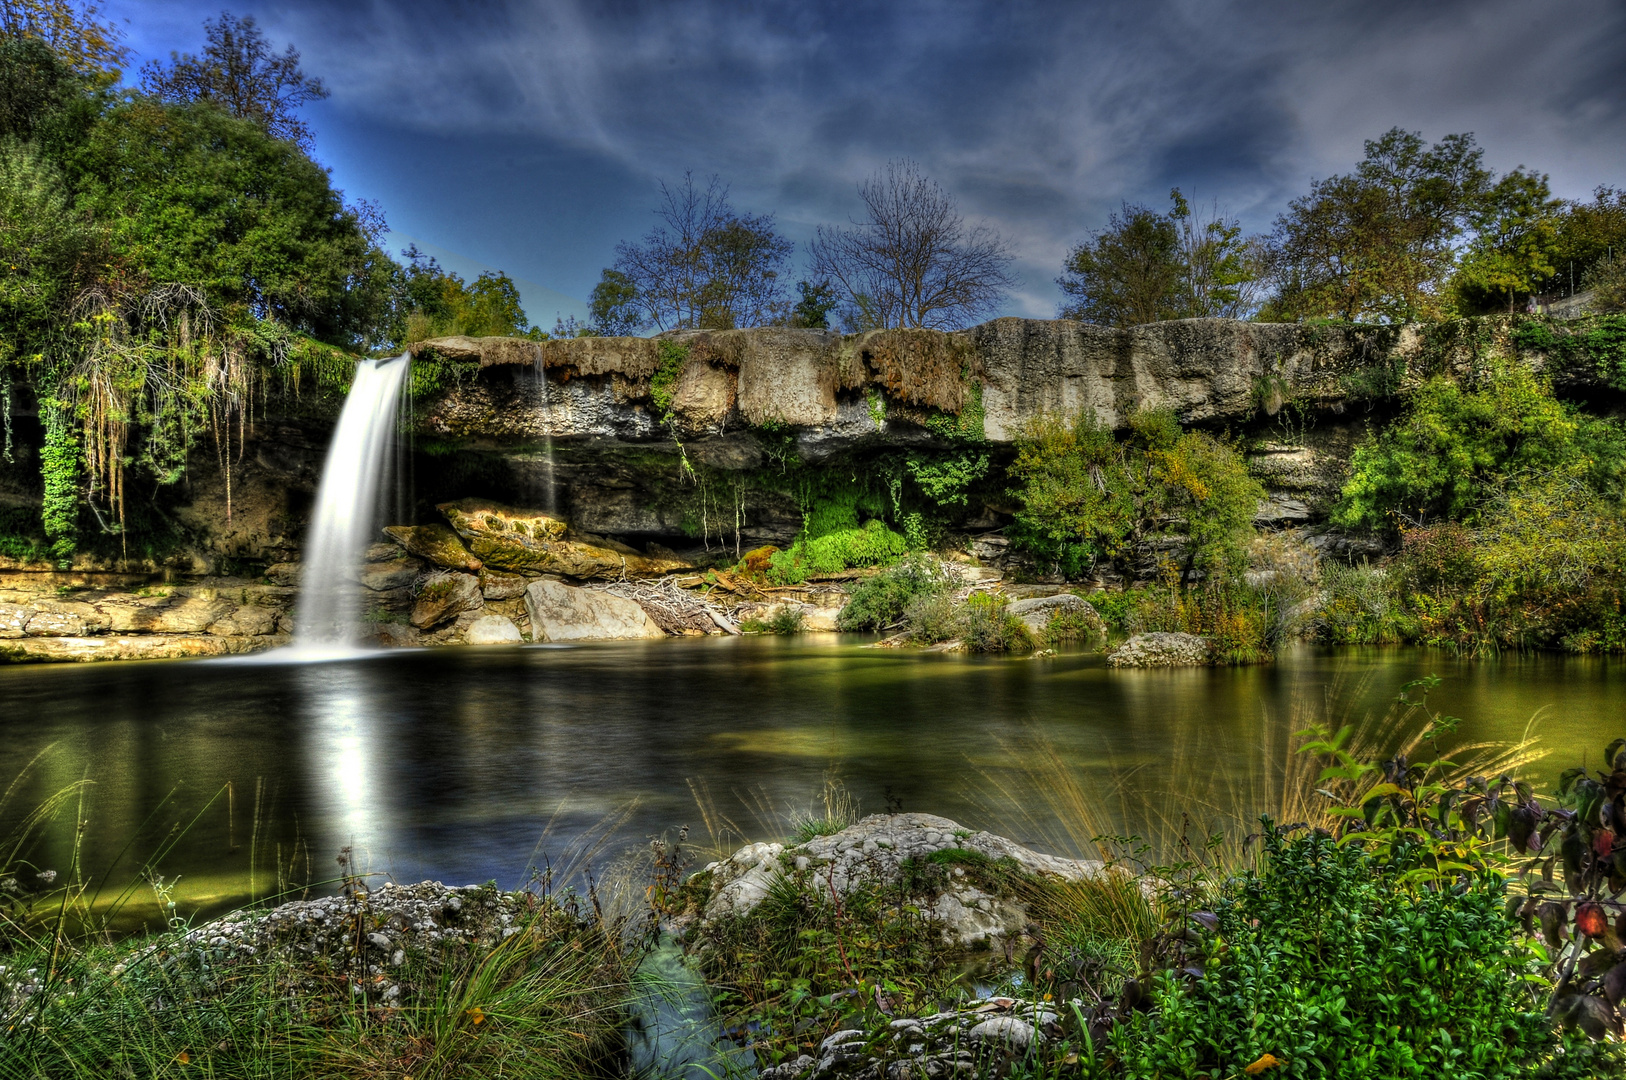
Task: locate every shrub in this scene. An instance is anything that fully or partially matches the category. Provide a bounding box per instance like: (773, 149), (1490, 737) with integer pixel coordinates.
(958, 593), (1034, 653)
(836, 553), (957, 631)
(1108, 827), (1590, 1080)
(1317, 561), (1411, 644)
(766, 605), (804, 635)
(767, 519), (907, 584)
(902, 590), (959, 644)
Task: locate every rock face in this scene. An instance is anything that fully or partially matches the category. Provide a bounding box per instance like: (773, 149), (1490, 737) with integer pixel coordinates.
(383, 524), (482, 571)
(699, 813), (1106, 951)
(464, 613), (522, 645)
(523, 579), (665, 642)
(409, 571), (483, 629)
(1106, 631), (1214, 668)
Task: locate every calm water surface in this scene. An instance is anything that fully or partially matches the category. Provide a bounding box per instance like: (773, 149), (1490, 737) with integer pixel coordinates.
(1, 638), (1621, 917)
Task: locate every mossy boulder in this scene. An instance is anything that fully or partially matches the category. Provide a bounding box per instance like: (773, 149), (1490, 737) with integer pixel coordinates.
(438, 499), (687, 579)
(384, 523), (482, 572)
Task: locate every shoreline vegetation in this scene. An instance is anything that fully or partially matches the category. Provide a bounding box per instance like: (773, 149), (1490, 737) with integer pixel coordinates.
(5, 686), (1626, 1077)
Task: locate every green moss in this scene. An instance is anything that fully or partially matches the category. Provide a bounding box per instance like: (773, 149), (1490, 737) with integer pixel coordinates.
(649, 339), (689, 422)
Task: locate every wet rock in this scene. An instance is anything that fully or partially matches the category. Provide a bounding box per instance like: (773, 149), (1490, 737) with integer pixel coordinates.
(464, 613), (522, 645)
(1106, 631), (1213, 668)
(265, 562), (302, 587)
(410, 571), (483, 630)
(372, 621), (421, 647)
(523, 579), (665, 642)
(356, 557), (422, 591)
(384, 523), (482, 572)
(440, 499), (683, 580)
(107, 595), (235, 634)
(478, 569), (529, 600)
(1, 634), (286, 663)
(207, 605), (279, 636)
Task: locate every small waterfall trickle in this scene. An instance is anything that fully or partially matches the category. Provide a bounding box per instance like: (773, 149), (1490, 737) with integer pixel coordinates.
(292, 355), (412, 651)
(537, 352), (557, 516)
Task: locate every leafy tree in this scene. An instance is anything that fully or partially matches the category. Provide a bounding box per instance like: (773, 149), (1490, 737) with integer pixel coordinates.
(790, 278), (838, 329)
(1451, 169), (1565, 314)
(1553, 185), (1626, 294)
(809, 159), (1015, 330)
(1057, 202), (1182, 326)
(139, 12), (328, 151)
(0, 33), (98, 149)
(1263, 128), (1491, 322)
(1059, 190), (1261, 326)
(587, 267), (641, 335)
(71, 100), (384, 343)
(614, 173), (792, 331)
(0, 0), (127, 76)
(389, 245), (536, 343)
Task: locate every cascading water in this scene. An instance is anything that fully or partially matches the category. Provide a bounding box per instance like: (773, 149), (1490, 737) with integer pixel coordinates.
(536, 352), (557, 515)
(292, 355), (412, 651)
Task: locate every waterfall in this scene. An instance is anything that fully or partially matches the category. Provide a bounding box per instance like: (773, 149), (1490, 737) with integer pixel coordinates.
(537, 352), (557, 516)
(292, 355), (412, 650)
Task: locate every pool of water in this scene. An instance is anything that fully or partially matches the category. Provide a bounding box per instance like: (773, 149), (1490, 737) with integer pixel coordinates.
(1, 637), (1621, 918)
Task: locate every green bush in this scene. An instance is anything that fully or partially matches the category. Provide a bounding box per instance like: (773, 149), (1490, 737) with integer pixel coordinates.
(1109, 827), (1601, 1080)
(958, 593), (1034, 653)
(1009, 408), (1262, 582)
(836, 553), (957, 631)
(767, 519), (907, 584)
(1316, 561), (1412, 644)
(903, 590), (960, 644)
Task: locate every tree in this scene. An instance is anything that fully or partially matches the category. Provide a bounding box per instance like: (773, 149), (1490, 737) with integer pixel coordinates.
(1263, 128), (1491, 322)
(809, 160), (1015, 330)
(1059, 201), (1182, 326)
(389, 246), (536, 344)
(1450, 169), (1564, 313)
(1059, 190), (1261, 327)
(0, 0), (127, 76)
(790, 279), (839, 329)
(139, 12), (328, 151)
(613, 173), (792, 331)
(1551, 186), (1626, 299)
(587, 268), (642, 335)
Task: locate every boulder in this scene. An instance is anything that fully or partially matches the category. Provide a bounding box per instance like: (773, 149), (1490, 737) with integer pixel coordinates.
(478, 569), (529, 600)
(522, 579), (664, 642)
(439, 499), (685, 580)
(464, 614), (522, 645)
(356, 557), (421, 591)
(410, 571), (483, 629)
(1006, 593), (1103, 635)
(1106, 631), (1213, 668)
(107, 596), (234, 634)
(265, 563), (302, 587)
(25, 609), (85, 637)
(699, 813), (1106, 951)
(383, 523), (482, 572)
(0, 602), (27, 638)
(372, 621), (421, 648)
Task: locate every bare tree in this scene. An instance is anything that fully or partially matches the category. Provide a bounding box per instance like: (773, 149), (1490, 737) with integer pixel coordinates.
(140, 12), (328, 151)
(613, 173), (793, 331)
(810, 160), (1016, 330)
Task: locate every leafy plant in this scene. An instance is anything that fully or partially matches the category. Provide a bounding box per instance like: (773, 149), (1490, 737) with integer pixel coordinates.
(836, 553), (957, 632)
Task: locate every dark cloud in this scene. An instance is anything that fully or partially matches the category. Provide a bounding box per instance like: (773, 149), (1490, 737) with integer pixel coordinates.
(120, 0), (1626, 317)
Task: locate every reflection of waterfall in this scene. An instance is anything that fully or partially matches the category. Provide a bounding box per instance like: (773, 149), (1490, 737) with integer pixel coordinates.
(294, 356), (411, 648)
(537, 353), (556, 515)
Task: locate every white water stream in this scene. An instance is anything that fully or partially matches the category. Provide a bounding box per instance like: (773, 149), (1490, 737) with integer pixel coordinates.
(291, 355), (412, 652)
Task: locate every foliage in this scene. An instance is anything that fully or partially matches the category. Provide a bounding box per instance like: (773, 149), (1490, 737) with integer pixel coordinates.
(1261, 128), (1492, 322)
(1009, 408), (1263, 583)
(1106, 827), (1585, 1079)
(648, 338), (688, 423)
(836, 553), (957, 632)
(809, 158), (1015, 331)
(1127, 574), (1298, 664)
(767, 519), (907, 584)
(1589, 256), (1626, 315)
(138, 12), (329, 151)
(742, 605), (804, 635)
(613, 172), (792, 331)
(1316, 561), (1412, 644)
(1057, 188), (1261, 326)
(390, 245), (539, 345)
(0, 0), (128, 77)
(1513, 315), (1626, 393)
(1334, 363), (1608, 530)
(586, 266), (642, 335)
(956, 592), (1034, 653)
(790, 278), (839, 329)
(38, 397), (76, 559)
(1452, 168), (1566, 314)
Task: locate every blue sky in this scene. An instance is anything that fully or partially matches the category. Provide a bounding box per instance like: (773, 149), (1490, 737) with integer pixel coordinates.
(116, 0), (1626, 326)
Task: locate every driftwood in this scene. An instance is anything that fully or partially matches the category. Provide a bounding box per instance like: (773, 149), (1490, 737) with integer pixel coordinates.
(589, 577), (739, 636)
